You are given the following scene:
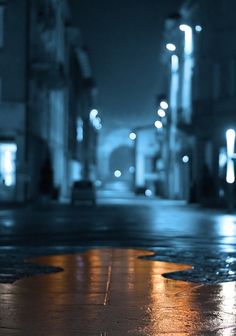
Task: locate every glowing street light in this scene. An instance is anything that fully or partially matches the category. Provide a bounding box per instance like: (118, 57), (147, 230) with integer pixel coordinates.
(166, 43), (176, 52)
(129, 132), (136, 140)
(182, 155), (189, 163)
(114, 170), (122, 178)
(89, 109), (98, 120)
(157, 109), (166, 118)
(226, 129), (236, 184)
(160, 101), (168, 110)
(179, 24), (193, 55)
(154, 120), (163, 129)
(195, 25), (202, 32)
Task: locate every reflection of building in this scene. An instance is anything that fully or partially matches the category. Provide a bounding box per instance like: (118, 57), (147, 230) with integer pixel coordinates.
(0, 0), (98, 203)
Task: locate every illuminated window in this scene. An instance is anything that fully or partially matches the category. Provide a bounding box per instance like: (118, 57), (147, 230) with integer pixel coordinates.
(0, 143), (17, 187)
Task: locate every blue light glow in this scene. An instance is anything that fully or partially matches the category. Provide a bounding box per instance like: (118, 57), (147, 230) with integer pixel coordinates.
(171, 55), (179, 72)
(114, 170), (122, 178)
(89, 109), (98, 121)
(226, 129), (236, 183)
(93, 117), (102, 130)
(195, 25), (202, 32)
(157, 109), (166, 118)
(154, 120), (163, 129)
(129, 132), (136, 140)
(145, 189), (152, 197)
(179, 24), (193, 55)
(129, 166), (135, 174)
(160, 101), (168, 109)
(166, 43), (176, 52)
(182, 155), (189, 163)
(0, 143), (17, 187)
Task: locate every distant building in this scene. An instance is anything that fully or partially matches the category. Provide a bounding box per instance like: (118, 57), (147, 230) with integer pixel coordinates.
(0, 0), (99, 203)
(161, 0), (236, 205)
(134, 125), (164, 197)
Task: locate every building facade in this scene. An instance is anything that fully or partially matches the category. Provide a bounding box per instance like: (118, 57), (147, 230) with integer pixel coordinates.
(0, 0), (98, 203)
(161, 0), (236, 206)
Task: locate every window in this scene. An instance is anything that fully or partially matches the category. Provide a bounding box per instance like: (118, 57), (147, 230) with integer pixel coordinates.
(0, 6), (4, 48)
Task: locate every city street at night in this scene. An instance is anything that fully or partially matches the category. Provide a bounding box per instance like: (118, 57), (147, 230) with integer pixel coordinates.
(1, 194), (236, 334)
(1, 0), (236, 334)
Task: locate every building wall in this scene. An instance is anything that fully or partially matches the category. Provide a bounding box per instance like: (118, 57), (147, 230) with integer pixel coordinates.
(0, 0), (27, 102)
(0, 1), (28, 202)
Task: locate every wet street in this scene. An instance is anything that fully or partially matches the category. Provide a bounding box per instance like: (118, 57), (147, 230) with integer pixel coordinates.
(1, 193), (236, 335)
(0, 193), (236, 283)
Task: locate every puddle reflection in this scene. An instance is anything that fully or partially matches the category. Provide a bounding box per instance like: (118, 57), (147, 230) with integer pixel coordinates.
(0, 249), (236, 335)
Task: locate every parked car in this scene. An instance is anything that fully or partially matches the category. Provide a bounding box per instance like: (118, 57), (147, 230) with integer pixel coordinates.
(71, 180), (96, 206)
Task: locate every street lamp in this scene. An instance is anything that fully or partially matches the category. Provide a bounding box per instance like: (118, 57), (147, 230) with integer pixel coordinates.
(154, 120), (163, 129)
(89, 109), (98, 121)
(157, 109), (166, 118)
(129, 132), (136, 140)
(226, 129), (236, 184)
(195, 25), (202, 32)
(160, 101), (168, 110)
(166, 43), (176, 52)
(179, 24), (193, 55)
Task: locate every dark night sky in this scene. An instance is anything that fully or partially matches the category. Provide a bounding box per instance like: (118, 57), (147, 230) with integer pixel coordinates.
(70, 0), (182, 133)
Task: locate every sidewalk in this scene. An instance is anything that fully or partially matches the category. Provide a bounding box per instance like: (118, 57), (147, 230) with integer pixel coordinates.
(1, 248), (235, 335)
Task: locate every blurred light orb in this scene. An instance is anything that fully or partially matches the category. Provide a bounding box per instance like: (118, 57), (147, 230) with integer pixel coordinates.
(89, 109), (98, 120)
(95, 180), (102, 187)
(145, 189), (152, 197)
(114, 170), (122, 178)
(166, 43), (176, 51)
(195, 25), (202, 32)
(160, 101), (168, 109)
(157, 109), (166, 118)
(154, 120), (163, 129)
(129, 166), (135, 174)
(129, 132), (136, 140)
(182, 155), (189, 163)
(93, 116), (102, 130)
(179, 24), (191, 32)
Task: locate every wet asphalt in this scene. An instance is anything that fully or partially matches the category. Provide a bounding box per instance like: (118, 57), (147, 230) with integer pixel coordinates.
(0, 192), (236, 284)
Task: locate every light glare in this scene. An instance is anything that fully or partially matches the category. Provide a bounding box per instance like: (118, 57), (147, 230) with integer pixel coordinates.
(160, 101), (168, 109)
(89, 109), (98, 120)
(195, 25), (202, 32)
(154, 120), (163, 129)
(114, 170), (122, 178)
(166, 43), (176, 51)
(179, 24), (193, 55)
(129, 132), (136, 140)
(226, 129), (236, 184)
(182, 155), (189, 163)
(171, 54), (179, 72)
(157, 109), (166, 118)
(145, 189), (152, 197)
